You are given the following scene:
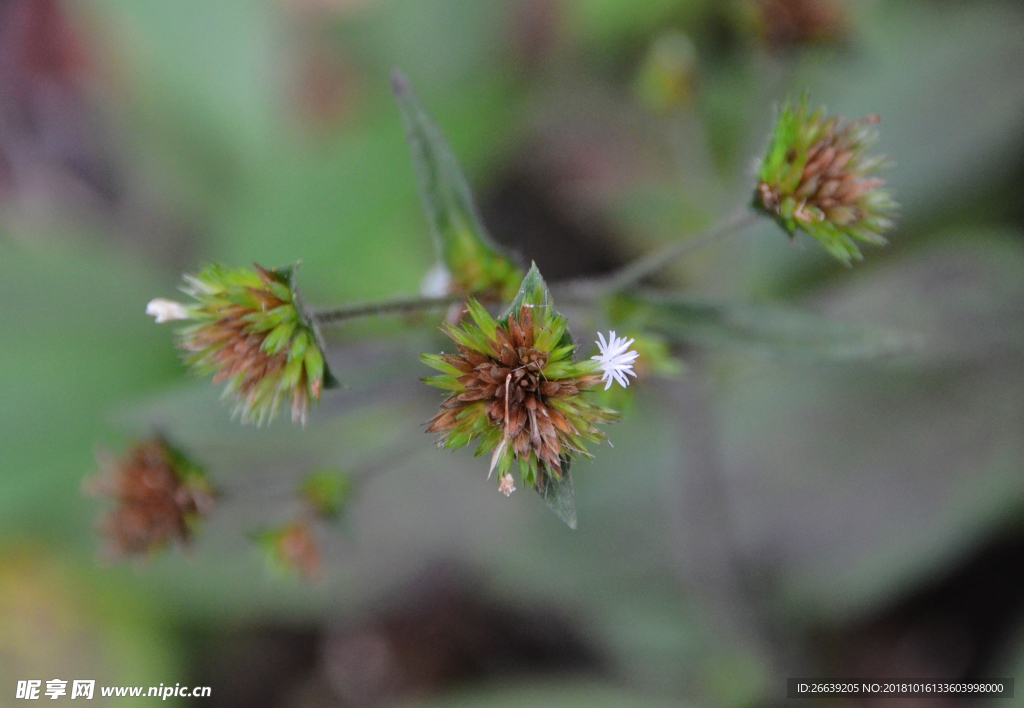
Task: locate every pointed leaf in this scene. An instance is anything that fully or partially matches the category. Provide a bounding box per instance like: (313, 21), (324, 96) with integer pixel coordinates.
(392, 69), (522, 300)
(535, 463), (577, 530)
(618, 292), (917, 361)
(503, 263), (552, 319)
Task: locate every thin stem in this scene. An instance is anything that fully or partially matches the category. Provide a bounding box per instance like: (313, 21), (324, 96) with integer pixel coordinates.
(597, 206), (757, 295)
(314, 208), (757, 321)
(312, 294), (462, 324)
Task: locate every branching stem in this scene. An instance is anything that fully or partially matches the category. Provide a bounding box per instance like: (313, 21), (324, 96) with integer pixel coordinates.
(313, 208), (758, 321)
(312, 294), (463, 324)
(593, 207), (758, 295)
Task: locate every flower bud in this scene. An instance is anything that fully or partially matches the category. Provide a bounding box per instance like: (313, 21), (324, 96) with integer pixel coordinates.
(634, 31), (698, 112)
(754, 100), (897, 263)
(165, 262), (338, 425)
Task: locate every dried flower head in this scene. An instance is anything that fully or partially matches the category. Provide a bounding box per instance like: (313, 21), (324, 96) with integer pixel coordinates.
(754, 100), (896, 263)
(753, 0), (848, 51)
(149, 262), (339, 425)
(86, 437), (213, 559)
(422, 288), (619, 494)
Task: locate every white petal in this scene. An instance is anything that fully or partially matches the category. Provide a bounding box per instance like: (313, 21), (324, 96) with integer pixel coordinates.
(593, 330), (639, 389)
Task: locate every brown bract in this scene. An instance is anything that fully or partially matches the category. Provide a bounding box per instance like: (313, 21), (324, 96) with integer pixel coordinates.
(426, 306), (602, 476)
(762, 116), (884, 229)
(183, 265), (315, 421)
(87, 439), (212, 558)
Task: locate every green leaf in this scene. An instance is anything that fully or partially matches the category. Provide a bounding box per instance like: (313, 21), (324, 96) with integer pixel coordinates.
(503, 263), (552, 319)
(618, 292), (916, 361)
(536, 463), (578, 530)
(392, 69), (522, 300)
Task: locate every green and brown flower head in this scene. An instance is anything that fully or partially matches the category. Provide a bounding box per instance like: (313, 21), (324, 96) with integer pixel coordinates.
(422, 266), (632, 495)
(754, 100), (897, 264)
(86, 437), (214, 559)
(147, 262), (339, 425)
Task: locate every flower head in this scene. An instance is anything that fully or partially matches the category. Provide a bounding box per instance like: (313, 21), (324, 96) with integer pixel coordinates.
(85, 437), (213, 559)
(152, 262), (338, 425)
(592, 331), (639, 390)
(754, 100), (897, 264)
(422, 298), (617, 493)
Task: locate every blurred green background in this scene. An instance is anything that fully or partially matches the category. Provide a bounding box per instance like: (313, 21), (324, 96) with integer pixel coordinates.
(2, 0), (1024, 705)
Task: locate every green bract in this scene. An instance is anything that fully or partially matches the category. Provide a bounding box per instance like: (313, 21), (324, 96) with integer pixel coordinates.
(176, 263), (338, 425)
(755, 99), (897, 263)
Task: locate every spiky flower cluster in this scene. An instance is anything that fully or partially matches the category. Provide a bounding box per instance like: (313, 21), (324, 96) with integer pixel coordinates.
(86, 437), (213, 559)
(423, 298), (620, 493)
(149, 263), (338, 425)
(754, 101), (896, 264)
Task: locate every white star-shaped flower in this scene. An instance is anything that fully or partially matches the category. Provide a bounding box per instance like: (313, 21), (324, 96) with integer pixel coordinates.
(592, 331), (639, 390)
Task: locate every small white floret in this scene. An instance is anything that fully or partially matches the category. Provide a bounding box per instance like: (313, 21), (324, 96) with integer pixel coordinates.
(420, 262), (453, 298)
(146, 298), (190, 323)
(498, 473), (516, 497)
(592, 331), (639, 390)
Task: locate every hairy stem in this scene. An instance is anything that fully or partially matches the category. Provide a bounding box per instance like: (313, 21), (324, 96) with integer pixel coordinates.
(312, 294), (462, 324)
